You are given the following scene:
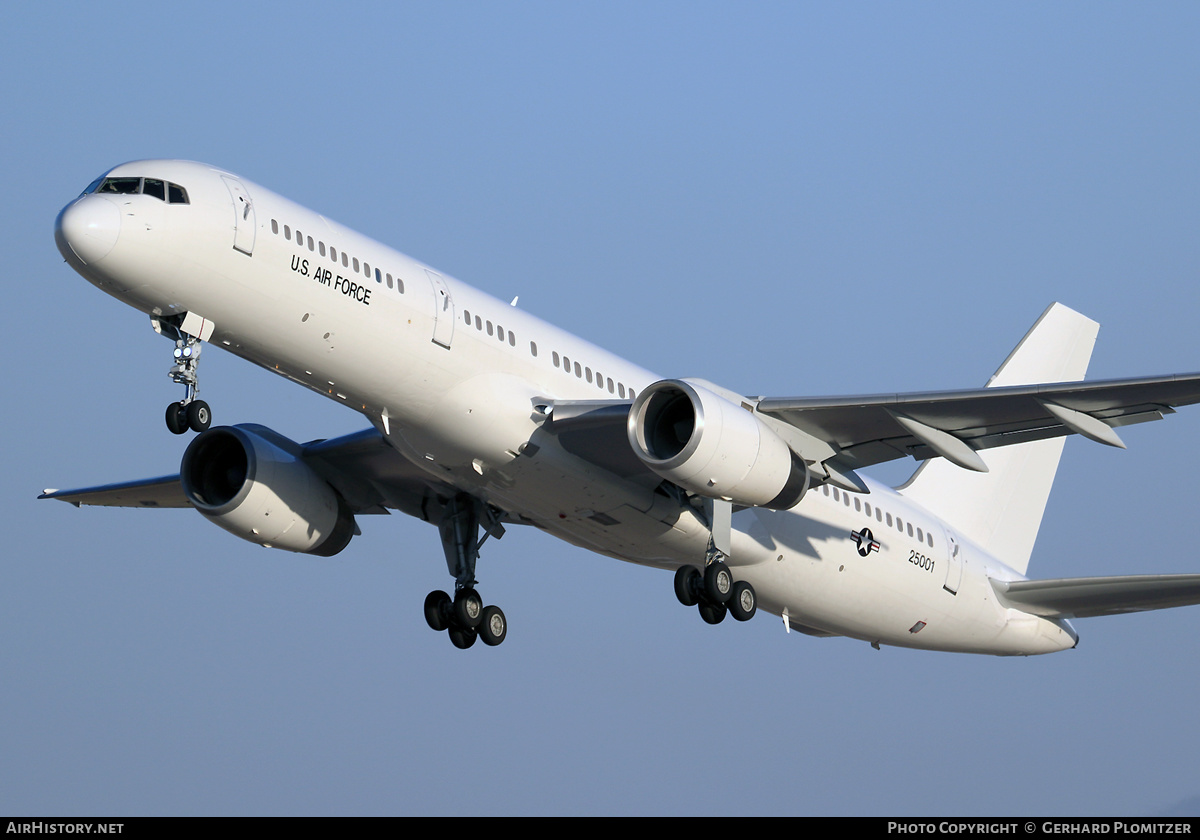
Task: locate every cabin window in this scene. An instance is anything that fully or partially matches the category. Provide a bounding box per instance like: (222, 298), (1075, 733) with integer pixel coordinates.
(497, 326), (505, 342)
(486, 321), (493, 337)
(307, 236), (315, 251)
(618, 383), (626, 398)
(375, 268), (382, 284)
(475, 315), (482, 331)
(319, 242), (326, 257)
(886, 513), (893, 527)
(463, 310), (472, 325)
(284, 225), (292, 240)
(574, 362), (582, 378)
(530, 341), (537, 356)
(271, 219), (279, 234)
(509, 332), (516, 347)
(363, 261), (370, 278)
(552, 351), (560, 367)
(342, 253), (349, 268)
(387, 272), (394, 289)
(854, 498), (861, 512)
(607, 378), (615, 393)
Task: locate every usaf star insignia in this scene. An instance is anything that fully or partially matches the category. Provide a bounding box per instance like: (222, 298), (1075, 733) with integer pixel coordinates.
(851, 527), (880, 557)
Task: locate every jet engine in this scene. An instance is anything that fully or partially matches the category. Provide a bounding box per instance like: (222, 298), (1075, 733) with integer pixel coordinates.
(180, 425), (355, 556)
(627, 379), (809, 509)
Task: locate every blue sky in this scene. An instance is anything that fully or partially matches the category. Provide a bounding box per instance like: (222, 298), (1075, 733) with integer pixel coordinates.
(4, 1), (1200, 816)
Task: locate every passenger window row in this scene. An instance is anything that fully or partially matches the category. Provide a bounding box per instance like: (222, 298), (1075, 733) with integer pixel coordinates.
(271, 218), (405, 294)
(823, 484), (935, 548)
(462, 309), (517, 348)
(551, 350), (635, 400)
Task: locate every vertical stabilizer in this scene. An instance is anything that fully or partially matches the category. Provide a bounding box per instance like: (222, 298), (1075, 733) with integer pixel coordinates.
(900, 303), (1098, 575)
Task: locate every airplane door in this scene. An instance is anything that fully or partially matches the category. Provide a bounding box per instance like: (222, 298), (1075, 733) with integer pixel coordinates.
(221, 175), (256, 256)
(943, 531), (963, 595)
(425, 269), (454, 349)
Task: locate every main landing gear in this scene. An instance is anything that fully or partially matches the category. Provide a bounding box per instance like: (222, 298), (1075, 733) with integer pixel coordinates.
(164, 333), (211, 435)
(423, 493), (508, 649)
(673, 539), (757, 625)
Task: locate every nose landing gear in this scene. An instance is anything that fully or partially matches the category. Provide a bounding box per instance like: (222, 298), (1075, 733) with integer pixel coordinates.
(153, 315), (212, 435)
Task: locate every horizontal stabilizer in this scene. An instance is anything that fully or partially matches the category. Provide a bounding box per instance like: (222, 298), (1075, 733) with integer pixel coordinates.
(993, 574), (1200, 618)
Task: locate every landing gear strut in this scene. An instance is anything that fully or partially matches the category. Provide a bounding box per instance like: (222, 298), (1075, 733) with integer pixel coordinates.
(424, 494), (508, 649)
(156, 316), (211, 435)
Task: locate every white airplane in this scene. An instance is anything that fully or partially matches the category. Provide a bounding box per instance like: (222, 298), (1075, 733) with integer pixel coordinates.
(45, 159), (1200, 653)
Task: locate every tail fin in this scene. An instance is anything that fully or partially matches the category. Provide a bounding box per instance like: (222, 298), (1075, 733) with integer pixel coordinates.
(900, 303), (1099, 575)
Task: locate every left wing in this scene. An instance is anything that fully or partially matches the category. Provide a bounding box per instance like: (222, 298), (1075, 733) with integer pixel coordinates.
(756, 372), (1200, 474)
(543, 372), (1200, 493)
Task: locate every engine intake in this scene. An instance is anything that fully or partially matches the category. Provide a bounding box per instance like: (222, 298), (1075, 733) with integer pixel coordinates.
(627, 379), (809, 509)
(181, 425), (355, 556)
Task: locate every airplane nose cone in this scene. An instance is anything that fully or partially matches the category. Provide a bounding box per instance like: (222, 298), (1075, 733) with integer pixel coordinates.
(55, 197), (121, 265)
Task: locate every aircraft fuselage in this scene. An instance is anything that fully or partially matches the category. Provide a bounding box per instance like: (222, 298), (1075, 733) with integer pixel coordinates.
(54, 159), (1077, 655)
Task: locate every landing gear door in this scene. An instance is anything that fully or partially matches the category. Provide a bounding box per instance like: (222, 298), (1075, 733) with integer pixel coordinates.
(426, 269), (454, 349)
(221, 175), (256, 256)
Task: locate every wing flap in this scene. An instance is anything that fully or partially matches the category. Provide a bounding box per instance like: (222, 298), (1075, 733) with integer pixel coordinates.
(994, 574), (1200, 618)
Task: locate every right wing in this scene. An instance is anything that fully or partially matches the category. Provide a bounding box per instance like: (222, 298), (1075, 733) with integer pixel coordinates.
(40, 426), (465, 523)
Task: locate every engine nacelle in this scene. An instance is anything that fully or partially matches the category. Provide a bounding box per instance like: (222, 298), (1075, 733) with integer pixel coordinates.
(180, 425), (355, 556)
(627, 379), (809, 509)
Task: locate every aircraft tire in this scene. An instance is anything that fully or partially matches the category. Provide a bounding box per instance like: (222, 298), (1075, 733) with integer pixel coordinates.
(704, 561), (733, 604)
(424, 590), (451, 632)
(479, 605), (507, 646)
(454, 588), (484, 629)
(728, 581), (757, 622)
(698, 601), (727, 625)
(165, 402), (188, 435)
(449, 626), (477, 649)
(674, 565), (701, 606)
(186, 400), (212, 432)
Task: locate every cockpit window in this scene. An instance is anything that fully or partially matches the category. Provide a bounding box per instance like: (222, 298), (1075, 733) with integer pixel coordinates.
(93, 176), (190, 204)
(98, 177), (141, 195)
